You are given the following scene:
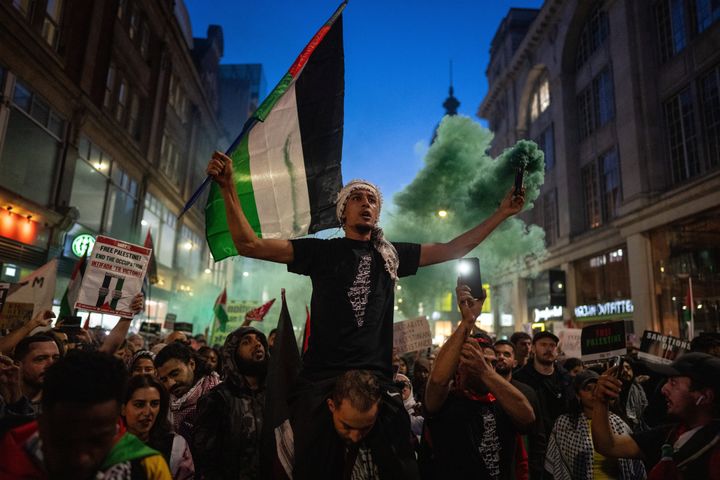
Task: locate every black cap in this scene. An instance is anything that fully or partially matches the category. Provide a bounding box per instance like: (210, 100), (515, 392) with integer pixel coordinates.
(573, 369), (599, 391)
(532, 331), (559, 344)
(645, 352), (720, 385)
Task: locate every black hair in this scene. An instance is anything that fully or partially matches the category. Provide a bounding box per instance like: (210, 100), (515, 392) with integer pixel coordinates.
(510, 332), (532, 345)
(197, 345), (223, 374)
(690, 333), (720, 354)
(330, 370), (381, 412)
(13, 334), (57, 362)
(123, 374), (172, 449)
(42, 350), (127, 411)
(154, 341), (211, 378)
(494, 339), (516, 354)
(563, 357), (584, 371)
(269, 328), (278, 336)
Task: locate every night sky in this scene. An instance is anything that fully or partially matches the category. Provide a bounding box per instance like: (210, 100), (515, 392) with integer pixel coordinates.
(185, 0), (544, 202)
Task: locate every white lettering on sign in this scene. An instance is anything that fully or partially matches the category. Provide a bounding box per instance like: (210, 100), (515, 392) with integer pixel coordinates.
(575, 300), (634, 318)
(393, 316), (433, 354)
(533, 306), (563, 322)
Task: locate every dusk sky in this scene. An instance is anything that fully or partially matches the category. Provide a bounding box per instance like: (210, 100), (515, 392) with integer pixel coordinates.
(185, 0), (544, 202)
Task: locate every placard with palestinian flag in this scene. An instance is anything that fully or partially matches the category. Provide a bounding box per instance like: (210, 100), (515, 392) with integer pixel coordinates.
(205, 1), (346, 261)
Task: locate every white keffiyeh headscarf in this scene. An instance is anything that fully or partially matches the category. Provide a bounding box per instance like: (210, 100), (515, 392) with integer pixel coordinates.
(336, 180), (400, 282)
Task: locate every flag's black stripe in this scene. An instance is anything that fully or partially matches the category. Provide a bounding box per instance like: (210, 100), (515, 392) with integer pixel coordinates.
(295, 15), (345, 234)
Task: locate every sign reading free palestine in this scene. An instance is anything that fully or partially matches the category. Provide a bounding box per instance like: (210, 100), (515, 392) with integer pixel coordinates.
(581, 321), (626, 362)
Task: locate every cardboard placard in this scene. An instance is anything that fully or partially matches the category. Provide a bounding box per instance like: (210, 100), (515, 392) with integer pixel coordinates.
(393, 316), (433, 354)
(581, 321), (626, 362)
(0, 302), (34, 331)
(75, 236), (151, 317)
(3, 259), (57, 319)
(638, 331), (690, 365)
(556, 327), (582, 359)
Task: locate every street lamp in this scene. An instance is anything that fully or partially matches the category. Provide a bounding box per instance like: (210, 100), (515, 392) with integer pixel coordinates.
(438, 210), (448, 218)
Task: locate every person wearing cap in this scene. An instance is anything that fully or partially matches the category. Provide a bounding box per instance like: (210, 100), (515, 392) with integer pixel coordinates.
(514, 331), (575, 440)
(592, 352), (720, 479)
(545, 369), (646, 479)
(419, 282), (535, 479)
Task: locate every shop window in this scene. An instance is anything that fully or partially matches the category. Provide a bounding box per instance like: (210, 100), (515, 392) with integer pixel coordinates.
(142, 194), (177, 268)
(576, 247), (631, 305)
(105, 165), (138, 241)
(70, 137), (110, 232)
(701, 66), (720, 170)
(664, 87), (700, 183)
(576, 2), (609, 70)
(0, 81), (64, 206)
(41, 0), (63, 50)
(695, 0), (720, 33)
(656, 0), (687, 63)
(177, 225), (202, 277)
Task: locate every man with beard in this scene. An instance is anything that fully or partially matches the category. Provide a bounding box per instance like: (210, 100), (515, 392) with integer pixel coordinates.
(494, 340), (546, 480)
(154, 342), (220, 442)
(419, 284), (535, 479)
(514, 331), (574, 440)
(192, 327), (268, 479)
(592, 353), (720, 479)
(13, 334), (60, 416)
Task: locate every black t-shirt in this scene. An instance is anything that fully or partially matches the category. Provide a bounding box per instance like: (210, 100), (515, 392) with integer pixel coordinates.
(288, 237), (421, 380)
(513, 364), (573, 436)
(421, 393), (519, 480)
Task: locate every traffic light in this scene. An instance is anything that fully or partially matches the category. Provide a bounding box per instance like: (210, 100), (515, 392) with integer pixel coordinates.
(549, 269), (566, 306)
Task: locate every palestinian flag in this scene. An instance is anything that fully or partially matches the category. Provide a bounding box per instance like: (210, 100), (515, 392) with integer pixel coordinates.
(59, 253), (87, 319)
(205, 1), (346, 261)
(144, 231), (158, 285)
(245, 298), (276, 323)
(213, 288), (229, 331)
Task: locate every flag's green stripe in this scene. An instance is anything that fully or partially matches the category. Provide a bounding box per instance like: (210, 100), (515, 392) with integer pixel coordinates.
(254, 72), (294, 122)
(206, 134), (262, 261)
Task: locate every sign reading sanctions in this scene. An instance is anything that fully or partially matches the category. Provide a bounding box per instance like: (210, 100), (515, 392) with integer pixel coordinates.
(580, 321), (626, 362)
(393, 317), (433, 354)
(75, 236), (151, 317)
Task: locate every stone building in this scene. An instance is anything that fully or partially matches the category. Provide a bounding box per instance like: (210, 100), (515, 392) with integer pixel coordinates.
(479, 0), (720, 338)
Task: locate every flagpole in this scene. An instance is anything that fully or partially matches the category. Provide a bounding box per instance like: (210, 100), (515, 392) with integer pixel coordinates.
(688, 276), (694, 340)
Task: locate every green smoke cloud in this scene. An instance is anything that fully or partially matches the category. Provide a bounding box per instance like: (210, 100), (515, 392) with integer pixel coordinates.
(385, 115), (547, 318)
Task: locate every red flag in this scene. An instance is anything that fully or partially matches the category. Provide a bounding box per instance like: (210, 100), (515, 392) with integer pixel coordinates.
(302, 305), (311, 354)
(245, 298), (276, 323)
(82, 316), (90, 330)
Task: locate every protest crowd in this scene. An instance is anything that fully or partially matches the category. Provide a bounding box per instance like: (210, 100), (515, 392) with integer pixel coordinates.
(0, 150), (717, 480)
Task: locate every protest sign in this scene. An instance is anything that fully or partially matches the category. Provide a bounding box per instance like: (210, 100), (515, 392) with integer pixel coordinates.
(3, 259), (57, 319)
(0, 283), (9, 312)
(393, 316), (433, 354)
(0, 302), (34, 331)
(556, 327), (582, 359)
(581, 321), (626, 362)
(164, 313), (177, 330)
(638, 331), (690, 365)
(139, 321), (162, 336)
(75, 236), (150, 317)
(174, 322), (194, 334)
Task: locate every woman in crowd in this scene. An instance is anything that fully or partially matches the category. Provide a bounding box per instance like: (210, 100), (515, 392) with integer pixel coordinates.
(122, 374), (195, 479)
(130, 350), (157, 377)
(545, 369), (646, 479)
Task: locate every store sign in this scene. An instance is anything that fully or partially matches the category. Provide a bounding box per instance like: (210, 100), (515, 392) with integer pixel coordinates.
(71, 234), (96, 258)
(575, 299), (633, 318)
(534, 306), (563, 322)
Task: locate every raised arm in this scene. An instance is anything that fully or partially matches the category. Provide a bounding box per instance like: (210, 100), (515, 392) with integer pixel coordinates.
(591, 367), (643, 459)
(99, 294), (144, 354)
(207, 151), (294, 264)
(0, 310), (54, 355)
(419, 187), (524, 267)
(424, 283), (482, 414)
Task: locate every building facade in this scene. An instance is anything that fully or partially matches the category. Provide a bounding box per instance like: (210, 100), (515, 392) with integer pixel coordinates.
(0, 0), (232, 331)
(479, 0), (720, 338)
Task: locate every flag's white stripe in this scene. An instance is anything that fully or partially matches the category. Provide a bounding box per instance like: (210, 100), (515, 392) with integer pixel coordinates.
(248, 82), (312, 239)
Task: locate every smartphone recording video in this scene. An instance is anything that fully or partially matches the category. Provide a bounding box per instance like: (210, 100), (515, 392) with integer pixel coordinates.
(458, 257), (483, 300)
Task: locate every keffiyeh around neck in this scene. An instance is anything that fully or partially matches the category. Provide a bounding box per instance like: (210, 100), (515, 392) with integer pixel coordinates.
(336, 179), (400, 282)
